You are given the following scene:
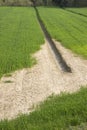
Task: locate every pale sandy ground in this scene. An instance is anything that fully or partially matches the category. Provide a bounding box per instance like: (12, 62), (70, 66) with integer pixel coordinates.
(0, 40), (87, 120)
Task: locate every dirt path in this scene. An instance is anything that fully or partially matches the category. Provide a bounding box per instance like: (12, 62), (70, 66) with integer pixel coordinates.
(0, 40), (87, 120)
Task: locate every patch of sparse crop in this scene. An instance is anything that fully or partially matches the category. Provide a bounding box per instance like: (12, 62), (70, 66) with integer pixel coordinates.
(0, 7), (44, 78)
(0, 87), (87, 130)
(38, 7), (87, 59)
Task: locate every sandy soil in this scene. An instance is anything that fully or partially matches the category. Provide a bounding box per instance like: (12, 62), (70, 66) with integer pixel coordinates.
(0, 40), (87, 120)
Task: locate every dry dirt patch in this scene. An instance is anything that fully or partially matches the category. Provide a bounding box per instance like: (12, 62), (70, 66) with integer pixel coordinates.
(0, 40), (87, 120)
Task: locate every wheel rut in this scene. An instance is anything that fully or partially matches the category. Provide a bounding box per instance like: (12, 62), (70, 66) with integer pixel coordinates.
(34, 7), (72, 73)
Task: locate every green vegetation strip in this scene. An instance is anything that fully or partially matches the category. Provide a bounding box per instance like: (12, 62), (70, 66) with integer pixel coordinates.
(38, 7), (87, 59)
(66, 7), (87, 17)
(0, 7), (44, 78)
(0, 87), (87, 130)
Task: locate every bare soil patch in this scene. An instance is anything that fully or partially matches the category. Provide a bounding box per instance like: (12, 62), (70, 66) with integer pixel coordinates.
(0, 40), (87, 120)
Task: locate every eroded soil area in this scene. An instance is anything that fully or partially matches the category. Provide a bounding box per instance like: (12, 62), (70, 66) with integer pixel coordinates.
(0, 40), (87, 120)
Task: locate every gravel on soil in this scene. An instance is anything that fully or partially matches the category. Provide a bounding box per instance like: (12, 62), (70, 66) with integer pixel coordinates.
(0, 40), (87, 120)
